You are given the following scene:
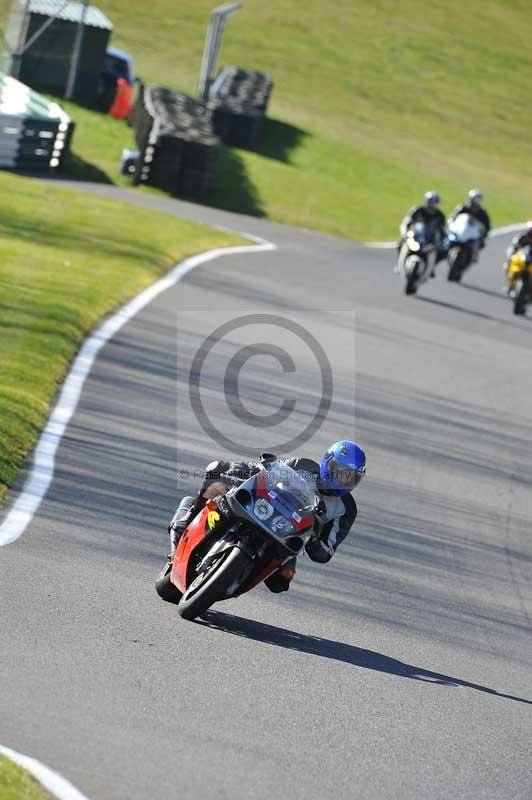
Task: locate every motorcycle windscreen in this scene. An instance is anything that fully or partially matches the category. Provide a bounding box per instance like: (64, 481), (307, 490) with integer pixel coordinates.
(411, 221), (435, 247)
(250, 462), (315, 537)
(510, 246), (532, 275)
(449, 213), (481, 240)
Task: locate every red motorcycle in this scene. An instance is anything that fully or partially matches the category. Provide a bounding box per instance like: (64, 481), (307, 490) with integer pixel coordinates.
(155, 462), (316, 620)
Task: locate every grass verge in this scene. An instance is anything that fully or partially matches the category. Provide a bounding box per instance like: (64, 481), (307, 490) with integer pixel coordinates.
(0, 754), (53, 800)
(0, 172), (243, 508)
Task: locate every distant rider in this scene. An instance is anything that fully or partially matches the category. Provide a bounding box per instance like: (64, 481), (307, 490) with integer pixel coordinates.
(167, 441), (366, 593)
(506, 221), (532, 258)
(449, 189), (491, 262)
(397, 191), (447, 275)
(504, 221), (532, 296)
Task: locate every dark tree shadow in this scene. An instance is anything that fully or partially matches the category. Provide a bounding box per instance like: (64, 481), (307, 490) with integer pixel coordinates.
(62, 151), (113, 184)
(196, 611), (532, 707)
(204, 145), (265, 217)
(12, 152), (113, 184)
(257, 118), (309, 164)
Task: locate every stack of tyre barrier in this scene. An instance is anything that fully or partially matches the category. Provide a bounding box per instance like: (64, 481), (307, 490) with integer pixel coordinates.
(0, 71), (73, 172)
(208, 67), (273, 150)
(130, 84), (219, 196)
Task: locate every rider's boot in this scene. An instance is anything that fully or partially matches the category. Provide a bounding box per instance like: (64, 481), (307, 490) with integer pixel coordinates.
(264, 559), (296, 593)
(505, 272), (517, 298)
(393, 242), (403, 274)
(168, 496), (196, 558)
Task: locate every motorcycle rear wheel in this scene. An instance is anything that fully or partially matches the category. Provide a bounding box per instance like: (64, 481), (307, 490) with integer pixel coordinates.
(177, 546), (250, 621)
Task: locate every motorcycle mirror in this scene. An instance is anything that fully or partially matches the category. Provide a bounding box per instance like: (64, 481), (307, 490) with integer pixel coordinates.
(314, 498), (327, 516)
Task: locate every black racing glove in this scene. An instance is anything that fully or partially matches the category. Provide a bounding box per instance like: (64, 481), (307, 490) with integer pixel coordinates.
(305, 535), (333, 563)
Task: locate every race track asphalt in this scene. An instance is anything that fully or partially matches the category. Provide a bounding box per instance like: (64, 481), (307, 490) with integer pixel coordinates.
(1, 183), (531, 800)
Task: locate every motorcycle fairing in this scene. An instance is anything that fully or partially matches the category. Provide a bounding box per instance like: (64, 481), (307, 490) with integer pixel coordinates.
(448, 213), (482, 244)
(254, 472), (314, 534)
(171, 506), (214, 593)
(170, 503), (282, 596)
(171, 463), (315, 600)
(399, 223), (437, 284)
(508, 248), (532, 279)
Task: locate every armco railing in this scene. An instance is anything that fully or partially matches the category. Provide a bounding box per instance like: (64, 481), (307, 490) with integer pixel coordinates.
(0, 72), (74, 171)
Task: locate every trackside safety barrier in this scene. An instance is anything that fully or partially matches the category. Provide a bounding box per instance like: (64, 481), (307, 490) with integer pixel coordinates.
(0, 71), (74, 171)
(209, 66), (273, 150)
(130, 84), (219, 196)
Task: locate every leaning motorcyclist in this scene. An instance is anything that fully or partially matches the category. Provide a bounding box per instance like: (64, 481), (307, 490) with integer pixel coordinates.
(397, 191), (447, 275)
(167, 440), (366, 593)
(504, 221), (532, 296)
(506, 221), (532, 258)
(449, 189), (491, 262)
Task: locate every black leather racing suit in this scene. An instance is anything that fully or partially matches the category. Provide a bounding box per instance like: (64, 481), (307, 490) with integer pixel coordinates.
(399, 205), (447, 262)
(169, 457), (358, 591)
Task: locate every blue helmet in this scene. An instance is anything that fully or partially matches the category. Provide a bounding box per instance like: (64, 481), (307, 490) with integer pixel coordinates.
(319, 440), (366, 496)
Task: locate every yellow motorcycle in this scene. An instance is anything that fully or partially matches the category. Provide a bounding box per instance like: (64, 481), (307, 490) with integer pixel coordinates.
(506, 247), (532, 315)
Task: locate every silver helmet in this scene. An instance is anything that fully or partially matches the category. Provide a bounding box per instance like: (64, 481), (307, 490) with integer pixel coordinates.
(468, 188), (484, 206)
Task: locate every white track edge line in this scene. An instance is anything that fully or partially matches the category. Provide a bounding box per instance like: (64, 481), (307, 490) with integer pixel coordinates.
(365, 222), (526, 249)
(0, 235), (276, 547)
(0, 745), (90, 800)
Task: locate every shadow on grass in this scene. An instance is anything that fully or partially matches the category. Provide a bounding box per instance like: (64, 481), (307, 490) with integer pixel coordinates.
(257, 117), (309, 164)
(204, 145), (265, 217)
(197, 611), (532, 706)
(0, 204), (169, 267)
(62, 150), (114, 184)
(202, 119), (308, 216)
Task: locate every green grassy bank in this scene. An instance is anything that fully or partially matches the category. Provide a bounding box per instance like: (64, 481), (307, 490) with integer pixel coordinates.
(0, 754), (53, 800)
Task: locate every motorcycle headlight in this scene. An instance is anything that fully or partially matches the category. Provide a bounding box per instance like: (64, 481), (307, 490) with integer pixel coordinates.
(408, 239), (420, 252)
(271, 516), (296, 535)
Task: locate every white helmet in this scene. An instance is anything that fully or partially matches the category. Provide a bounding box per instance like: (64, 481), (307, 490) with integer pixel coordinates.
(468, 188), (484, 205)
(424, 191), (441, 207)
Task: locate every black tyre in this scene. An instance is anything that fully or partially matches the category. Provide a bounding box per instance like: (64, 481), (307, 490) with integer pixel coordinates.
(404, 258), (420, 295)
(155, 560), (182, 604)
(177, 546), (250, 621)
(513, 275), (529, 316)
(447, 248), (465, 282)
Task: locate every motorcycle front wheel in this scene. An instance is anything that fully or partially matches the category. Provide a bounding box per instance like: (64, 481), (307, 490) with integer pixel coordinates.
(513, 274), (529, 316)
(404, 257), (421, 295)
(447, 248), (468, 282)
(177, 546), (250, 621)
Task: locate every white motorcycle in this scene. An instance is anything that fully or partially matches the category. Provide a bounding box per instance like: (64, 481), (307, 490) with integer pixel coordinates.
(398, 222), (438, 295)
(446, 213), (483, 282)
